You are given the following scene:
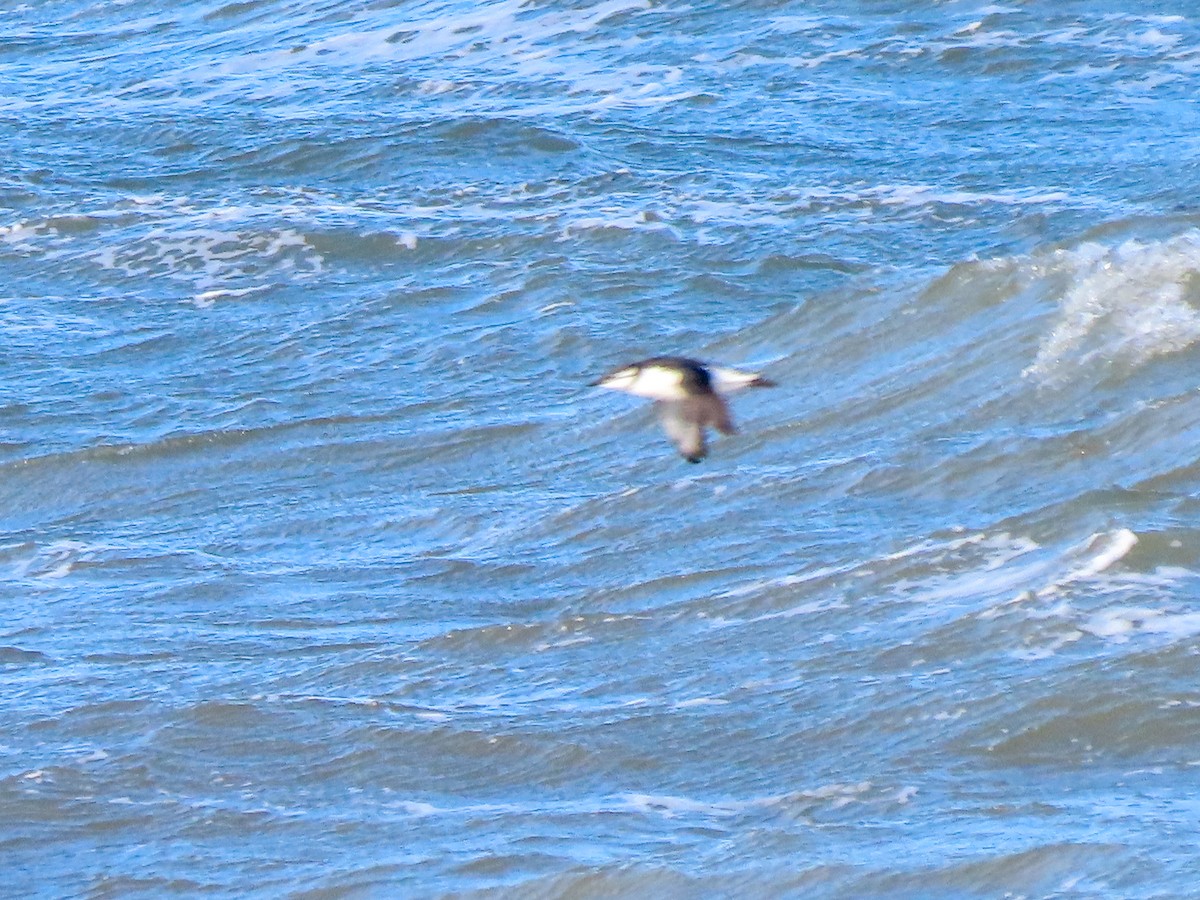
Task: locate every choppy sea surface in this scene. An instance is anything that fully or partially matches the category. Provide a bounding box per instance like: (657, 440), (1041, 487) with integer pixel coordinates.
(6, 0), (1200, 896)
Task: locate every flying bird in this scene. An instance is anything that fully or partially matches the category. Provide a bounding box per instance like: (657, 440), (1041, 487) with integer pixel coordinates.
(591, 356), (776, 462)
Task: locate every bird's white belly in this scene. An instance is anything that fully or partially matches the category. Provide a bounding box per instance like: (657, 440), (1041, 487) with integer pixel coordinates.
(628, 366), (689, 400)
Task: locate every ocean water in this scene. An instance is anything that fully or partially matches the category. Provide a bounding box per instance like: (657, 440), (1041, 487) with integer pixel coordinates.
(5, 0), (1200, 895)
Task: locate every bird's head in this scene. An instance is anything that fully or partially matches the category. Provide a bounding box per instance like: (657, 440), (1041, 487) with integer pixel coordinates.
(590, 364), (640, 391)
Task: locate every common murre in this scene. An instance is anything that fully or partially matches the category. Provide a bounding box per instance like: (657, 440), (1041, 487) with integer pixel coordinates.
(591, 356), (776, 463)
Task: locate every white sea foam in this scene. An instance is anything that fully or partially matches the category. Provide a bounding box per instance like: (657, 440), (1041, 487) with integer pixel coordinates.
(95, 221), (324, 297)
(552, 182), (1077, 249)
(1, 193), (337, 302)
(557, 210), (678, 241)
(888, 533), (1046, 608)
(982, 529), (1137, 614)
(191, 285), (269, 308)
(1058, 529), (1139, 583)
(14, 540), (96, 580)
(712, 7), (1194, 80)
(1081, 607), (1200, 643)
(719, 568), (850, 604)
(618, 792), (742, 819)
(132, 0), (698, 115)
(378, 783), (891, 823)
(1024, 233), (1200, 382)
(995, 529), (1200, 655)
(854, 526), (1196, 660)
(395, 800), (440, 817)
(1131, 27), (1182, 49)
(0, 220), (47, 250)
(671, 696), (729, 709)
(869, 184), (1072, 208)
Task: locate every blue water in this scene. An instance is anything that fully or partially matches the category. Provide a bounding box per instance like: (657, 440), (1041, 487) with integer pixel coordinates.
(6, 1), (1200, 896)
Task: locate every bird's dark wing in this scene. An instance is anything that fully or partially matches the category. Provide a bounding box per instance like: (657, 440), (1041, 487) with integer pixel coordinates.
(657, 401), (707, 463)
(689, 393), (737, 436)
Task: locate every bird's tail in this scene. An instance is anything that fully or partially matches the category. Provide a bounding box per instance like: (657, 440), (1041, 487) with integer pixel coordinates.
(709, 367), (777, 393)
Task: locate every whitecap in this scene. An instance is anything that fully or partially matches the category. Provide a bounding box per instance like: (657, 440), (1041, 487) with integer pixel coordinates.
(621, 792), (739, 819)
(1024, 233), (1200, 383)
(1082, 607), (1200, 643)
(14, 540), (97, 580)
